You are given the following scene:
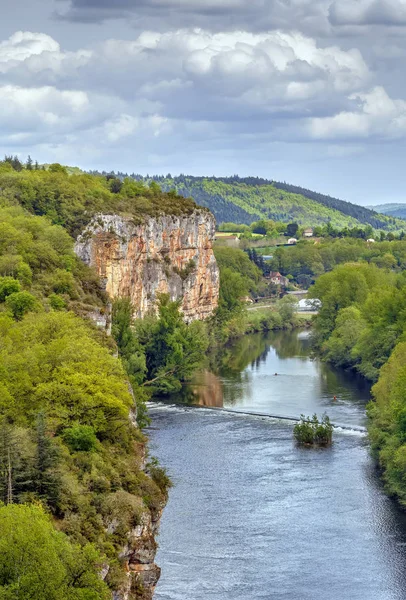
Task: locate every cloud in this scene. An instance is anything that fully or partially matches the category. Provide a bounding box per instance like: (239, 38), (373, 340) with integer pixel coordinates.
(307, 86), (406, 139)
(0, 29), (370, 124)
(1, 26), (406, 177)
(329, 0), (406, 27)
(0, 31), (60, 64)
(56, 0), (331, 35)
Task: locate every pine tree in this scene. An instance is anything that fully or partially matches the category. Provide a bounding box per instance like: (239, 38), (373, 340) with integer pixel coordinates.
(26, 155), (33, 170)
(33, 413), (61, 510)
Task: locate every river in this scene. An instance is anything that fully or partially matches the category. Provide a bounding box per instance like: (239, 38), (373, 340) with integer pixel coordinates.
(148, 330), (406, 600)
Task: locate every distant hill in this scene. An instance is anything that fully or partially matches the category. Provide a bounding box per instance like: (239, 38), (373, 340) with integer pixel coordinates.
(130, 174), (404, 231)
(368, 203), (406, 220)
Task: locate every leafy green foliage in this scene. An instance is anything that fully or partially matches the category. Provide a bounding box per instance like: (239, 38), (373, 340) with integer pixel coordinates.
(368, 343), (406, 507)
(311, 260), (406, 505)
(5, 291), (37, 319)
(0, 504), (109, 600)
(270, 237), (406, 287)
(0, 199), (106, 320)
(139, 295), (209, 394)
(213, 246), (262, 322)
(293, 414), (333, 446)
(0, 165), (200, 238)
(0, 277), (20, 302)
(0, 309), (167, 589)
(63, 425), (98, 452)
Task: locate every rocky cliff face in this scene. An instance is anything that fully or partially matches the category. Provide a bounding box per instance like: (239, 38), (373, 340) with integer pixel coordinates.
(75, 210), (219, 322)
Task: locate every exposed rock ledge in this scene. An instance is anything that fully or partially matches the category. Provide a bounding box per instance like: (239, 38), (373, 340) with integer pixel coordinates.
(75, 210), (219, 322)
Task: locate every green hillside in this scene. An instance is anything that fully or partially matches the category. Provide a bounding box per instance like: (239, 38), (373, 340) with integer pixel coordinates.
(132, 175), (404, 231)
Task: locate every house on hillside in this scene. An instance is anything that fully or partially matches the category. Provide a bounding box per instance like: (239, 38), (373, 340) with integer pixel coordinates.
(288, 238), (297, 245)
(303, 228), (314, 238)
(367, 238), (375, 243)
(214, 234), (240, 248)
(269, 272), (289, 287)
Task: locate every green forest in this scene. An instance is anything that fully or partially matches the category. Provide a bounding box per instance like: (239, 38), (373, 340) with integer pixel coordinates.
(130, 174), (404, 231)
(309, 262), (406, 506)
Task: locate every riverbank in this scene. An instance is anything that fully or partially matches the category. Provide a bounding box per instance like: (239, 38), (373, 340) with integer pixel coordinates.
(216, 301), (313, 344)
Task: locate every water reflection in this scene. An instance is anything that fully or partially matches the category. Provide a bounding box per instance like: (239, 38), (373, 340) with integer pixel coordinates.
(189, 371), (223, 408)
(170, 330), (371, 427)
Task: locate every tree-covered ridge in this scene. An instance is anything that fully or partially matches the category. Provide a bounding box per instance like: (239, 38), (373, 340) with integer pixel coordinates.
(0, 310), (169, 594)
(0, 189), (171, 596)
(0, 161), (200, 238)
(129, 174), (404, 231)
(369, 203), (406, 220)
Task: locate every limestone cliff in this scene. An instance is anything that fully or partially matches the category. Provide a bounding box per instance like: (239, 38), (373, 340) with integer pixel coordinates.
(75, 210), (219, 322)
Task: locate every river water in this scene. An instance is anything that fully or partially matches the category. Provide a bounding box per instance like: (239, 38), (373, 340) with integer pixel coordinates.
(148, 330), (406, 600)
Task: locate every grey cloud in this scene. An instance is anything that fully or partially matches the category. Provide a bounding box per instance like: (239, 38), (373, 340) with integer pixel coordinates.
(329, 0), (406, 27)
(56, 0), (330, 35)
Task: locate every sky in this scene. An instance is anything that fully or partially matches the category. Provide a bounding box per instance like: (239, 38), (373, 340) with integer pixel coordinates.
(2, 1), (406, 205)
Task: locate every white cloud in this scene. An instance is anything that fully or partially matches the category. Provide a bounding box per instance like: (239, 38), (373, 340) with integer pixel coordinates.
(307, 87), (406, 139)
(0, 29), (370, 122)
(0, 31), (59, 64)
(1, 26), (406, 167)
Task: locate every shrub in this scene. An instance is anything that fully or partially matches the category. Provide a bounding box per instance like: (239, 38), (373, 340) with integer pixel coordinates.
(0, 276), (20, 302)
(49, 293), (67, 311)
(294, 414), (333, 446)
(5, 291), (37, 319)
(63, 425), (98, 452)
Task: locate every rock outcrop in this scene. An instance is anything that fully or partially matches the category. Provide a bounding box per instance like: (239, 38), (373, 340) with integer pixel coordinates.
(110, 503), (165, 600)
(75, 210), (219, 322)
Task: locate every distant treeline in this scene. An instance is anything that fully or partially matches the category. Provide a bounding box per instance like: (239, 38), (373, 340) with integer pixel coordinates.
(92, 172), (402, 231)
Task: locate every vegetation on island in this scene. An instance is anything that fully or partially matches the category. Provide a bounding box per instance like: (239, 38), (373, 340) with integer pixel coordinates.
(293, 414), (333, 446)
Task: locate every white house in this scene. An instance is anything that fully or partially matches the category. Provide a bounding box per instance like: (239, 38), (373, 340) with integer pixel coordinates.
(288, 238), (297, 245)
(303, 228), (314, 238)
(367, 238), (375, 243)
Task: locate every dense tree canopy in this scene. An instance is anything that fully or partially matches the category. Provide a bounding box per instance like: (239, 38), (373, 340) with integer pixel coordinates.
(0, 504), (109, 600)
(310, 261), (406, 506)
(0, 161), (200, 238)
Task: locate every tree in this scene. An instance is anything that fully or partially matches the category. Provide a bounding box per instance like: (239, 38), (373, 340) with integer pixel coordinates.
(5, 291), (37, 320)
(109, 178), (123, 194)
(0, 277), (20, 303)
(30, 413), (61, 510)
(48, 163), (68, 174)
(0, 504), (109, 600)
(0, 421), (33, 505)
(217, 267), (247, 316)
(286, 223), (298, 237)
(142, 295), (208, 393)
(26, 155), (33, 171)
